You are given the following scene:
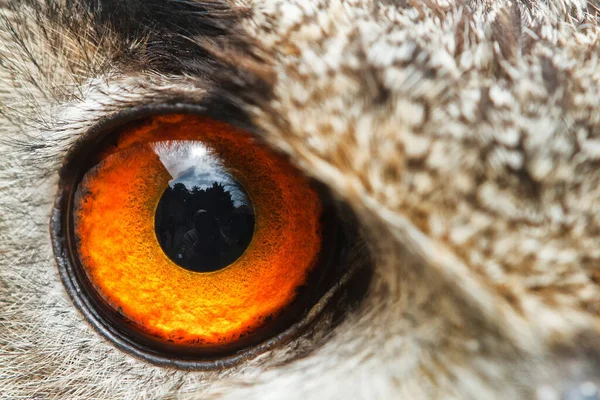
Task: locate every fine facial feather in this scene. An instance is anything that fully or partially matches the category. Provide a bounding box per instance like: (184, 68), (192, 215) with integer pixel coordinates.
(1, 0), (600, 399)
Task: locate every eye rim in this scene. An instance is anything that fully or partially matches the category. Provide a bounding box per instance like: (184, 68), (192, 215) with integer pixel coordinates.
(51, 103), (348, 369)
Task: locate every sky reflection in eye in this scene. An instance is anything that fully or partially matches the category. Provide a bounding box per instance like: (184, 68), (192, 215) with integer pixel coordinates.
(153, 141), (255, 273)
(153, 141), (251, 207)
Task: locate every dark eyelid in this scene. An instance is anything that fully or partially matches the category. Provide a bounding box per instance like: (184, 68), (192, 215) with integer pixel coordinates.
(59, 99), (257, 175)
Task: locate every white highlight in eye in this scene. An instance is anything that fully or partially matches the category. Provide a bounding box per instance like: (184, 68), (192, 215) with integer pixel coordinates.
(153, 141), (222, 187)
(189, 144), (208, 160)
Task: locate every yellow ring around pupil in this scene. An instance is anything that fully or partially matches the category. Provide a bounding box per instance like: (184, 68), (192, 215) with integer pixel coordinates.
(73, 115), (323, 346)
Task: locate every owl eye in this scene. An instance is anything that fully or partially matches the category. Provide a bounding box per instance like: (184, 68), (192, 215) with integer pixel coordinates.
(53, 112), (344, 367)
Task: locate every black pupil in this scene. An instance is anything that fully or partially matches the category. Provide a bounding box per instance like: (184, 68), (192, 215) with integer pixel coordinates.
(155, 178), (255, 272)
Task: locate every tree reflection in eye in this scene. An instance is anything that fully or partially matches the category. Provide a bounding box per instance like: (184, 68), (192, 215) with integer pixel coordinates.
(153, 141), (255, 273)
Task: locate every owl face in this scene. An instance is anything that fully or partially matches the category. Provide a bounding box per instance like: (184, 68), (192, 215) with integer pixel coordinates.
(1, 0), (600, 399)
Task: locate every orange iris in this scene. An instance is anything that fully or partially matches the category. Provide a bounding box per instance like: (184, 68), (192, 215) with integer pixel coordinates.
(73, 115), (323, 347)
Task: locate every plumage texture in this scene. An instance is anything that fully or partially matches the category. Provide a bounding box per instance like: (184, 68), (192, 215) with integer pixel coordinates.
(1, 0), (600, 398)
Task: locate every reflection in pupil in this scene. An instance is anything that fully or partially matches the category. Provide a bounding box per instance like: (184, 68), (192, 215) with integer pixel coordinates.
(155, 180), (255, 272)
